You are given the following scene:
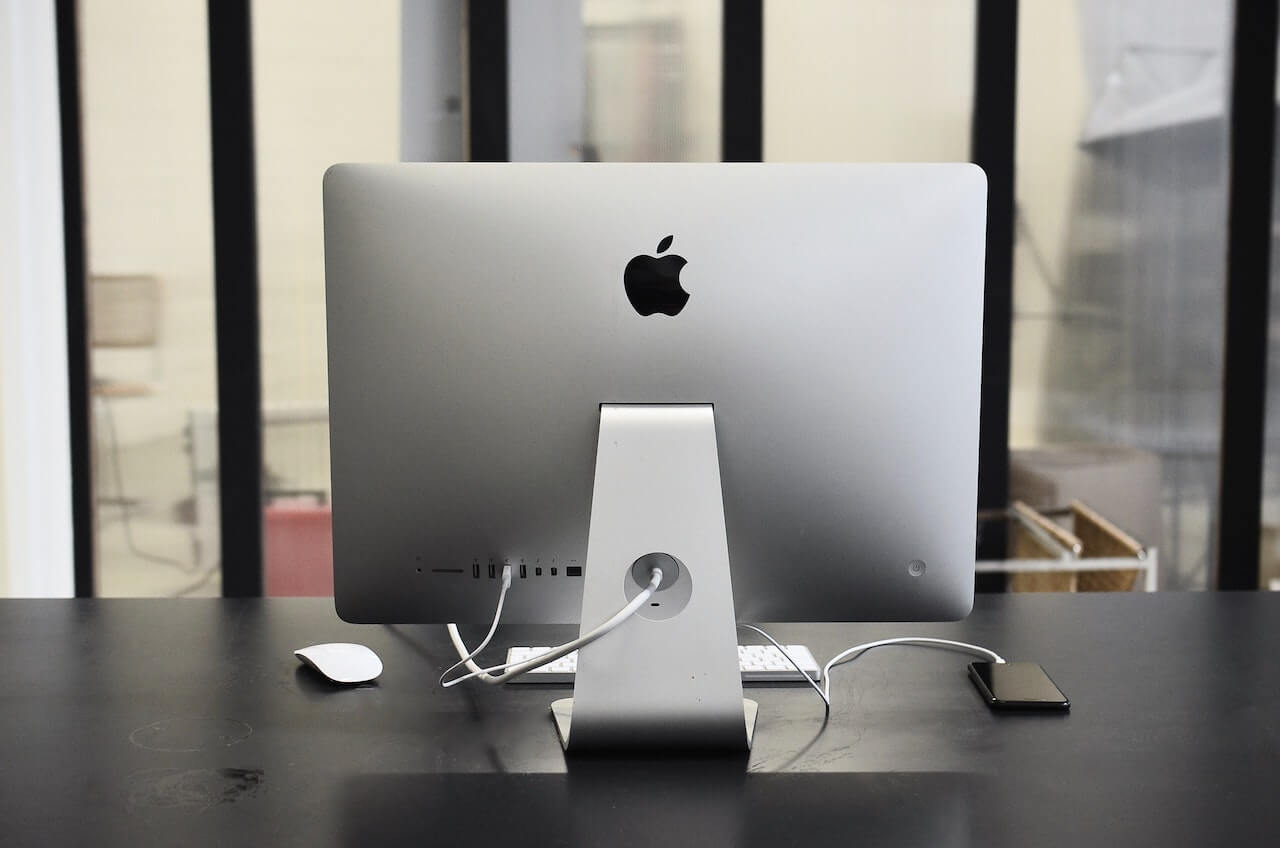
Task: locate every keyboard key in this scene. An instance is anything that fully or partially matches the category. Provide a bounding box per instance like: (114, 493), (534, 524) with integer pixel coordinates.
(503, 644), (821, 684)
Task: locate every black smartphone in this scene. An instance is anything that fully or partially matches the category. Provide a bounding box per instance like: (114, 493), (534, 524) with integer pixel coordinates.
(968, 661), (1070, 710)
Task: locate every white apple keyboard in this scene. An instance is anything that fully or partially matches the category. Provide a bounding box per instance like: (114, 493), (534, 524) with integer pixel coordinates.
(504, 644), (821, 684)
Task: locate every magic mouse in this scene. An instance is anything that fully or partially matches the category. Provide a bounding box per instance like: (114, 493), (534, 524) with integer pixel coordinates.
(295, 643), (383, 684)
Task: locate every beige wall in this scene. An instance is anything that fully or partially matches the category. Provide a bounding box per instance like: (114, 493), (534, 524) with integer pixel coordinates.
(81, 0), (217, 443)
(1009, 3), (1089, 447)
(253, 0), (401, 411)
(765, 0), (975, 162)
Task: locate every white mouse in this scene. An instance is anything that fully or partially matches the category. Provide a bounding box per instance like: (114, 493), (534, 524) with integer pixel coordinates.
(295, 643), (383, 684)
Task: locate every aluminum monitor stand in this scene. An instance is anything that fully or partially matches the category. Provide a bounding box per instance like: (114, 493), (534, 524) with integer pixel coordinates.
(551, 404), (757, 751)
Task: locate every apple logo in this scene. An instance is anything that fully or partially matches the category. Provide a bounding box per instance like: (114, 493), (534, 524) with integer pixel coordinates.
(623, 235), (689, 316)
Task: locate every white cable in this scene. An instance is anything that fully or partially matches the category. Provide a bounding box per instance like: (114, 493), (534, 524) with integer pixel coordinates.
(442, 567), (661, 686)
(439, 565), (512, 686)
(738, 623), (831, 708)
(741, 626), (1006, 709)
(824, 637), (1005, 678)
(441, 567), (663, 687)
(444, 623), (489, 682)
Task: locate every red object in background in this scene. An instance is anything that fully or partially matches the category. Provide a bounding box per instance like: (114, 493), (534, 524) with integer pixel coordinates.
(264, 502), (334, 596)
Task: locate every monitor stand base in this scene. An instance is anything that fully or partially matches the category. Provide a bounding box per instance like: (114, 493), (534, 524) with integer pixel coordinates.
(553, 404), (752, 753)
(551, 698), (758, 751)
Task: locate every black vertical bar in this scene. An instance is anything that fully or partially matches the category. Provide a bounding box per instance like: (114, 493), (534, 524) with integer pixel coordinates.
(467, 0), (508, 162)
(207, 0), (263, 597)
(54, 0), (95, 597)
(971, 0), (1017, 564)
(722, 0), (763, 162)
(1216, 1), (1278, 590)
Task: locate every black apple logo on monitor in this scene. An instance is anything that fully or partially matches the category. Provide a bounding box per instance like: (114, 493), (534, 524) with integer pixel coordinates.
(624, 235), (689, 316)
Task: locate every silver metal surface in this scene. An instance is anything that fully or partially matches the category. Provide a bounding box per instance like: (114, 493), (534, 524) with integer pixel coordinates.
(563, 405), (747, 751)
(551, 699), (759, 752)
(323, 163), (986, 624)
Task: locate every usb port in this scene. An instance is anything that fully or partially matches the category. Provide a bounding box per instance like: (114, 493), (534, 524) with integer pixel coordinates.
(520, 564), (527, 578)
(488, 563), (496, 579)
(472, 563), (480, 579)
(535, 567), (543, 576)
(566, 566), (583, 577)
(551, 567), (558, 576)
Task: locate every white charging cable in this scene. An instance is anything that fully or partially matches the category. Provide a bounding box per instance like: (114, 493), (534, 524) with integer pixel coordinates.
(438, 565), (513, 686)
(441, 566), (663, 687)
(740, 623), (1006, 711)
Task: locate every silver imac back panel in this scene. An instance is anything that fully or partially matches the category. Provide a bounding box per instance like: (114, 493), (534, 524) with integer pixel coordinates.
(323, 163), (986, 624)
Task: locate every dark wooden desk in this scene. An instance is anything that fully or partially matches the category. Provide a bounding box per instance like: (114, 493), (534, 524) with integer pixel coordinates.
(2, 594), (1277, 846)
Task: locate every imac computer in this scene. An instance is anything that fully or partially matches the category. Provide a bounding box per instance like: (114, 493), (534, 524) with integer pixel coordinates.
(323, 163), (987, 751)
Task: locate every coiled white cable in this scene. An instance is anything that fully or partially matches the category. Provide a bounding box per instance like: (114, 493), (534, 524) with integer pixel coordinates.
(441, 567), (663, 687)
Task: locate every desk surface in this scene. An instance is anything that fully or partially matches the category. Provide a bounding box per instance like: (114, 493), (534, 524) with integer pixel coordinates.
(2, 593), (1277, 847)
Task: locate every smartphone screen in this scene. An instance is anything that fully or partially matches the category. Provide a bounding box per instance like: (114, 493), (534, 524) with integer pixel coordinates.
(968, 662), (1069, 710)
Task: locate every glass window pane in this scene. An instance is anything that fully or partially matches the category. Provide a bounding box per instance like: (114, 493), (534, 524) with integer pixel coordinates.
(1010, 0), (1231, 590)
(81, 0), (220, 596)
(252, 0), (405, 596)
(508, 0), (721, 162)
(764, 0), (975, 162)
